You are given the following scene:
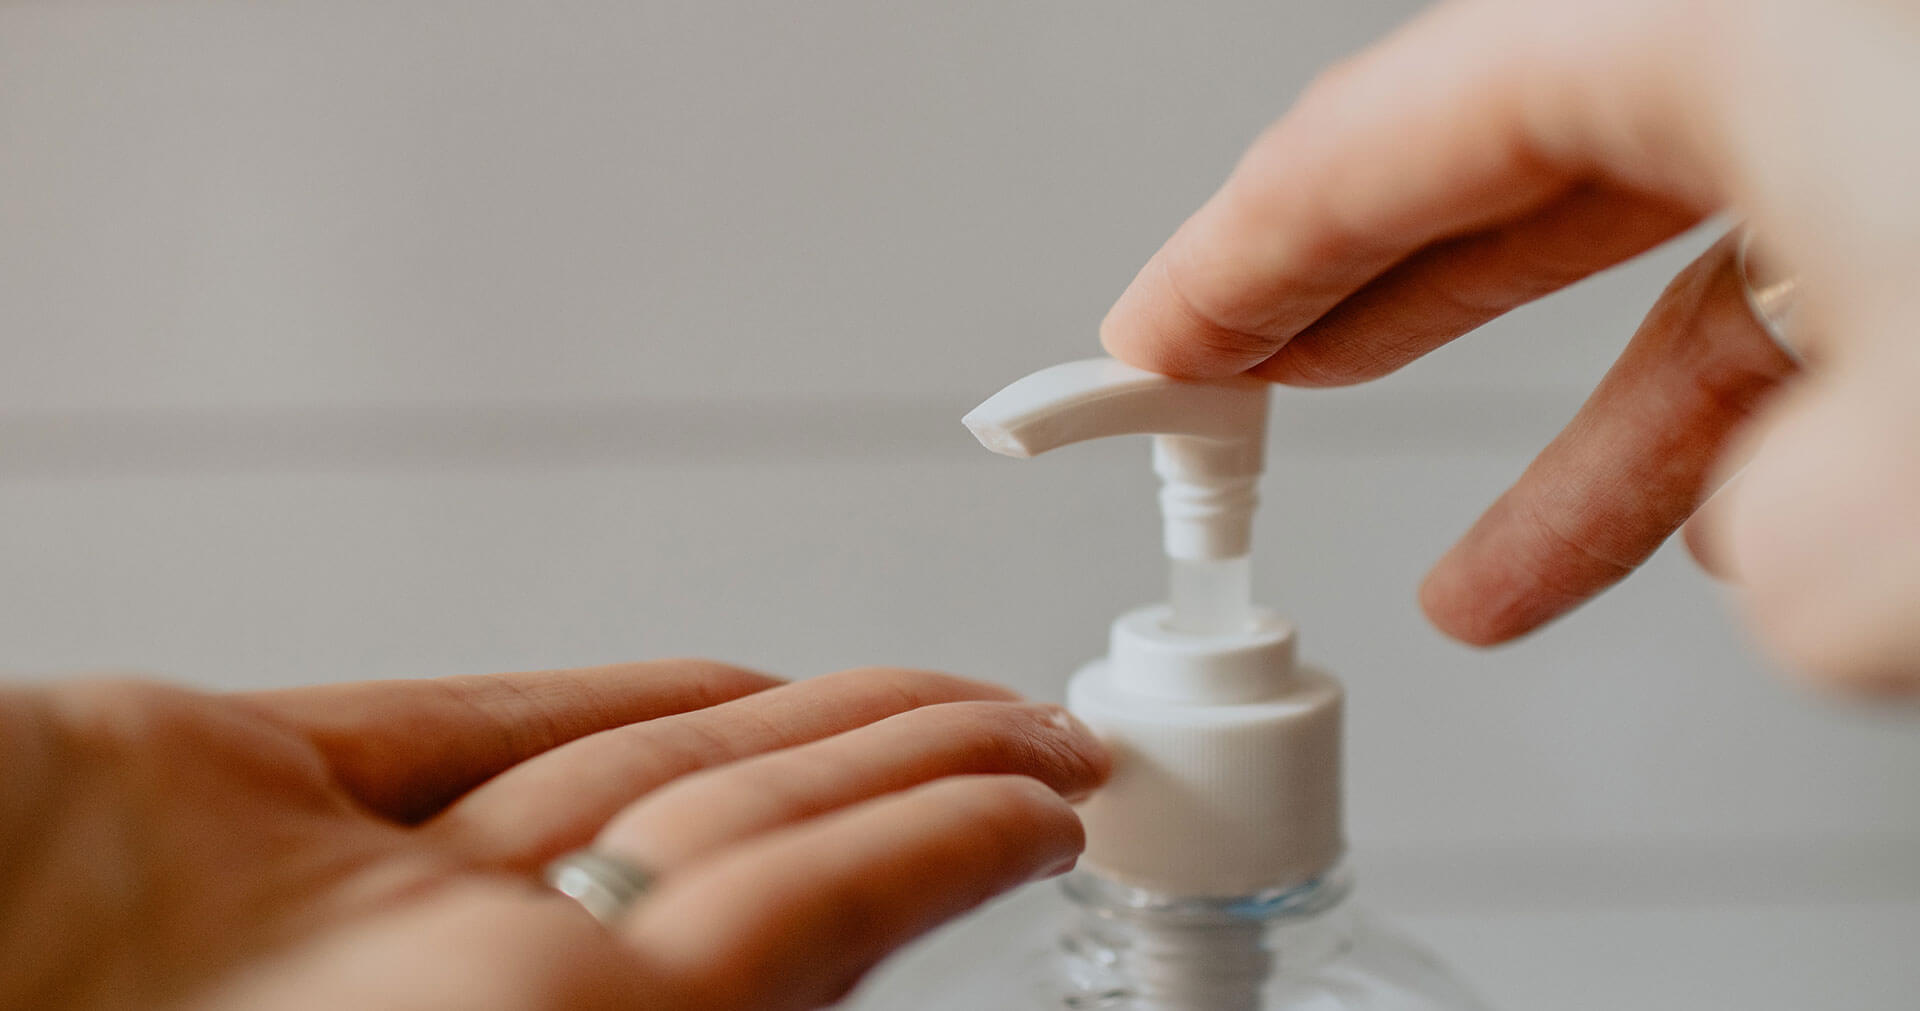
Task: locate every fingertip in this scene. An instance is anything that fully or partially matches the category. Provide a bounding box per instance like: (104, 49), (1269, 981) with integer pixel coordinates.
(1418, 568), (1497, 648)
(1099, 253), (1285, 380)
(1009, 704), (1110, 795)
(925, 774), (1086, 884)
(1097, 276), (1200, 377)
(1417, 551), (1539, 648)
(949, 772), (1083, 840)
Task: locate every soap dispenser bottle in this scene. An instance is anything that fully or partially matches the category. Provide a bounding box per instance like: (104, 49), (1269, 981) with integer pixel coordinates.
(942, 358), (1489, 1011)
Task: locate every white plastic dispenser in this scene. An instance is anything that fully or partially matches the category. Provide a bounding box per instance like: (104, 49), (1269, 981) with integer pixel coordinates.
(964, 357), (1342, 897)
(933, 357), (1486, 1010)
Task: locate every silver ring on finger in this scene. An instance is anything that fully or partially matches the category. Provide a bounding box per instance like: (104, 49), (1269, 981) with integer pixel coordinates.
(1735, 228), (1805, 365)
(543, 849), (657, 927)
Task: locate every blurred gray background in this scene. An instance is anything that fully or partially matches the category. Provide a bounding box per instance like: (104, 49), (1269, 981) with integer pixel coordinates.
(2, 2), (1916, 1007)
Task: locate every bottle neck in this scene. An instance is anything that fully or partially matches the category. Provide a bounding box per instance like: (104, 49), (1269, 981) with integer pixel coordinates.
(1055, 865), (1355, 1011)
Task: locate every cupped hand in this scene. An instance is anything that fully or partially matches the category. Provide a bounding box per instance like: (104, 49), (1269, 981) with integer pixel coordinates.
(0, 662), (1108, 1010)
(1101, 0), (1920, 691)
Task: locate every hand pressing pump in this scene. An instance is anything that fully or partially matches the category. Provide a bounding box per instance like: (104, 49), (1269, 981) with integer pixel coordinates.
(926, 357), (1487, 1011)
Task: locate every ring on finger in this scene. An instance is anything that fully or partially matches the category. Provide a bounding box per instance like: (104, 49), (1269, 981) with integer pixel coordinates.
(543, 849), (658, 927)
(1735, 228), (1805, 365)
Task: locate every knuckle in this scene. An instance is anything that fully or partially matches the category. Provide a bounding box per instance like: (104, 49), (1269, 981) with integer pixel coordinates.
(49, 679), (333, 790)
(436, 674), (567, 756)
(1684, 342), (1791, 428)
(46, 677), (208, 746)
(659, 749), (818, 820)
(1517, 496), (1639, 587)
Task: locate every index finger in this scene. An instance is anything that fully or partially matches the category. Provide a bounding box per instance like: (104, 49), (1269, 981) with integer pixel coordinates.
(1099, 0), (1726, 379)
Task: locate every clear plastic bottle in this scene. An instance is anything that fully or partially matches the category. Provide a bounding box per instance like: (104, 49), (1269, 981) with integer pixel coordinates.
(929, 866), (1488, 1011)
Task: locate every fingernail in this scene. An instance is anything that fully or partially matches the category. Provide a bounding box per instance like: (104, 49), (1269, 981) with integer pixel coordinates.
(1041, 705), (1097, 743)
(1034, 705), (1114, 802)
(1037, 854), (1080, 881)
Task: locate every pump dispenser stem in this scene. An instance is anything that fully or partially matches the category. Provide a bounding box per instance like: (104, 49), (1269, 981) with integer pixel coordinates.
(1169, 556), (1253, 634)
(963, 356), (1270, 561)
(964, 358), (1267, 637)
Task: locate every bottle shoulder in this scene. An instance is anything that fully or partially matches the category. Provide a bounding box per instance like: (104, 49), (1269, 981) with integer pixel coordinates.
(904, 876), (1490, 1011)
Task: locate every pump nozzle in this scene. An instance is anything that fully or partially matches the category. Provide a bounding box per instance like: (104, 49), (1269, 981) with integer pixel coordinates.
(961, 357), (1267, 460)
(964, 358), (1269, 633)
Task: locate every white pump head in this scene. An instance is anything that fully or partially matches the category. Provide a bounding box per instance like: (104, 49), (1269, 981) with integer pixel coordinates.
(963, 357), (1269, 561)
(965, 356), (1343, 897)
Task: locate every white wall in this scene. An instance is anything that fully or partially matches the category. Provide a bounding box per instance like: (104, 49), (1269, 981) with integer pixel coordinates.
(3, 2), (1916, 1007)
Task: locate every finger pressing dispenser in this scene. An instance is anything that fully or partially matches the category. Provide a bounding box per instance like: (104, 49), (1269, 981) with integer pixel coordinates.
(964, 357), (1341, 897)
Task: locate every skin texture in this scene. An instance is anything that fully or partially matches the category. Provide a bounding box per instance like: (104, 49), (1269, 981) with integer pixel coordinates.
(0, 664), (1108, 1010)
(1102, 0), (1920, 692)
(7, 2), (1920, 1009)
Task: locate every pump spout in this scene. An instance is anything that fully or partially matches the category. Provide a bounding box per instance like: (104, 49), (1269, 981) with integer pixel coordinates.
(964, 357), (1270, 632)
(963, 357), (1269, 562)
(961, 358), (1266, 464)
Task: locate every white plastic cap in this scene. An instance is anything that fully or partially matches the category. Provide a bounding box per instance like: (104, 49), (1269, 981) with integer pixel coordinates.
(1068, 615), (1343, 896)
(965, 356), (1344, 896)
